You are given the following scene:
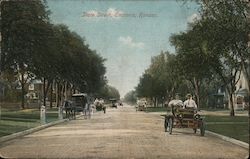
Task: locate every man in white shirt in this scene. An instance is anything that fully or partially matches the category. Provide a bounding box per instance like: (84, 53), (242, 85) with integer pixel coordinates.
(168, 95), (183, 107)
(183, 94), (197, 109)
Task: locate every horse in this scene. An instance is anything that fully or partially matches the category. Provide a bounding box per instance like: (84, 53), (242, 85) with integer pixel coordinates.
(63, 100), (74, 119)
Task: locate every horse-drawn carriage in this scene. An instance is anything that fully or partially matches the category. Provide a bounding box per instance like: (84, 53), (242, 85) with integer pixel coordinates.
(136, 99), (147, 111)
(110, 98), (118, 108)
(63, 93), (88, 119)
(164, 100), (205, 136)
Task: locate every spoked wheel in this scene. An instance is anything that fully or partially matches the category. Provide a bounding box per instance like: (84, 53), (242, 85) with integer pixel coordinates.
(200, 120), (205, 136)
(164, 117), (168, 132)
(168, 117), (173, 134)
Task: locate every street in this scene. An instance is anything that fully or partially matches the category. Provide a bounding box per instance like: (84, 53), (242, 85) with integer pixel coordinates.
(0, 104), (248, 159)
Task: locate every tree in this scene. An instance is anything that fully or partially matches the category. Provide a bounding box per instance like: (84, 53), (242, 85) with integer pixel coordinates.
(136, 51), (186, 107)
(146, 52), (168, 105)
(124, 90), (137, 104)
(97, 85), (120, 100)
(1, 1), (107, 109)
(176, 0), (249, 116)
(196, 0), (250, 116)
(170, 25), (214, 109)
(136, 73), (154, 99)
(1, 0), (51, 109)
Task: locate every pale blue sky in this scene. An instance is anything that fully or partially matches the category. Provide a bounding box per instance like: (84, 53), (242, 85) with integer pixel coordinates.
(47, 0), (199, 97)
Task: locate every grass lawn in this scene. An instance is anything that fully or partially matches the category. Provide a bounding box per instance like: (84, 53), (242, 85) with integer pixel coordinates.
(0, 108), (59, 137)
(205, 115), (249, 143)
(205, 115), (248, 122)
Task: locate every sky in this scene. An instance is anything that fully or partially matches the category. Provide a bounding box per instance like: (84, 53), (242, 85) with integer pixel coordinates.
(47, 0), (200, 98)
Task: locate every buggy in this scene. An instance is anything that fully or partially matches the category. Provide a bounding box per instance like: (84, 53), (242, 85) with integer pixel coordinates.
(110, 98), (118, 108)
(164, 100), (205, 136)
(64, 93), (88, 119)
(136, 99), (147, 111)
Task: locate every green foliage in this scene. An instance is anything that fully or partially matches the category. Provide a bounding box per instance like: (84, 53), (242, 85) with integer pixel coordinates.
(97, 85), (120, 100)
(206, 124), (249, 143)
(136, 73), (154, 98)
(169, 0), (250, 114)
(1, 1), (107, 107)
(0, 108), (59, 137)
(205, 115), (249, 143)
(196, 0), (250, 116)
(1, 0), (51, 108)
(1, 0), (50, 71)
(136, 51), (188, 106)
(124, 90), (137, 104)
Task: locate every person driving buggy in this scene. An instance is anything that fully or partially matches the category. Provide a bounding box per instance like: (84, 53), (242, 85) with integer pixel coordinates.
(167, 95), (183, 107)
(166, 95), (183, 114)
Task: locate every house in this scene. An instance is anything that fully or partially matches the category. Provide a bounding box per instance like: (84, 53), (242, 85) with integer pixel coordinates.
(233, 65), (249, 110)
(26, 79), (43, 102)
(208, 63), (249, 110)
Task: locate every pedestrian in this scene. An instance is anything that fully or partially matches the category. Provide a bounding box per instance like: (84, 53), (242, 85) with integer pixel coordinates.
(83, 96), (90, 119)
(183, 94), (197, 109)
(99, 98), (106, 114)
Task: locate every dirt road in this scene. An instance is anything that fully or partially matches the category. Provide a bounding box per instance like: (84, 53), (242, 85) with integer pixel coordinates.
(0, 104), (248, 159)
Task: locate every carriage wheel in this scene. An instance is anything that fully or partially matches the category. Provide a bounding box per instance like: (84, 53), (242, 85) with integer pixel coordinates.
(164, 117), (168, 132)
(168, 117), (173, 134)
(200, 120), (205, 136)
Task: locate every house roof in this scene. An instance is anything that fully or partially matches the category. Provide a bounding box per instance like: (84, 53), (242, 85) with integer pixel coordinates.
(235, 88), (249, 96)
(30, 79), (43, 84)
(72, 93), (87, 97)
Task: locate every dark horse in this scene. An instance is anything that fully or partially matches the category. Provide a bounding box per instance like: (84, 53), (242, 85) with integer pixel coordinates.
(63, 100), (75, 119)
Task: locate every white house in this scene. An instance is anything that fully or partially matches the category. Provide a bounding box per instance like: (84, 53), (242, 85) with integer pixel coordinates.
(233, 64), (249, 110)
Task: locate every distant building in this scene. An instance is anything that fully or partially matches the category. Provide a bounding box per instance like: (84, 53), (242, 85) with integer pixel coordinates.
(233, 64), (249, 110)
(26, 79), (43, 102)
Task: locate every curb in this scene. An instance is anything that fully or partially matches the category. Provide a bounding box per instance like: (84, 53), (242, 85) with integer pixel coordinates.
(0, 117), (76, 143)
(205, 130), (249, 149)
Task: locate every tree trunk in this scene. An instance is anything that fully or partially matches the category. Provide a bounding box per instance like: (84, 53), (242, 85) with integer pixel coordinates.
(60, 82), (65, 106)
(226, 81), (235, 116)
(64, 81), (67, 100)
(162, 97), (164, 107)
(154, 97), (157, 107)
(20, 73), (25, 109)
(58, 83), (62, 107)
(229, 93), (235, 116)
(193, 77), (200, 109)
(56, 82), (59, 107)
(43, 78), (52, 107)
(43, 78), (46, 107)
(50, 82), (53, 108)
(21, 83), (25, 109)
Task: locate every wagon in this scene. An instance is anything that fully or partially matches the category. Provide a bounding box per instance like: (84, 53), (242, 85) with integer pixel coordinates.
(63, 93), (88, 119)
(110, 98), (118, 108)
(164, 104), (205, 136)
(136, 99), (147, 111)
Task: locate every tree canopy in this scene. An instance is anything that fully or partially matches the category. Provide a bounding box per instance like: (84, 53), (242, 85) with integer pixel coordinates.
(1, 0), (107, 108)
